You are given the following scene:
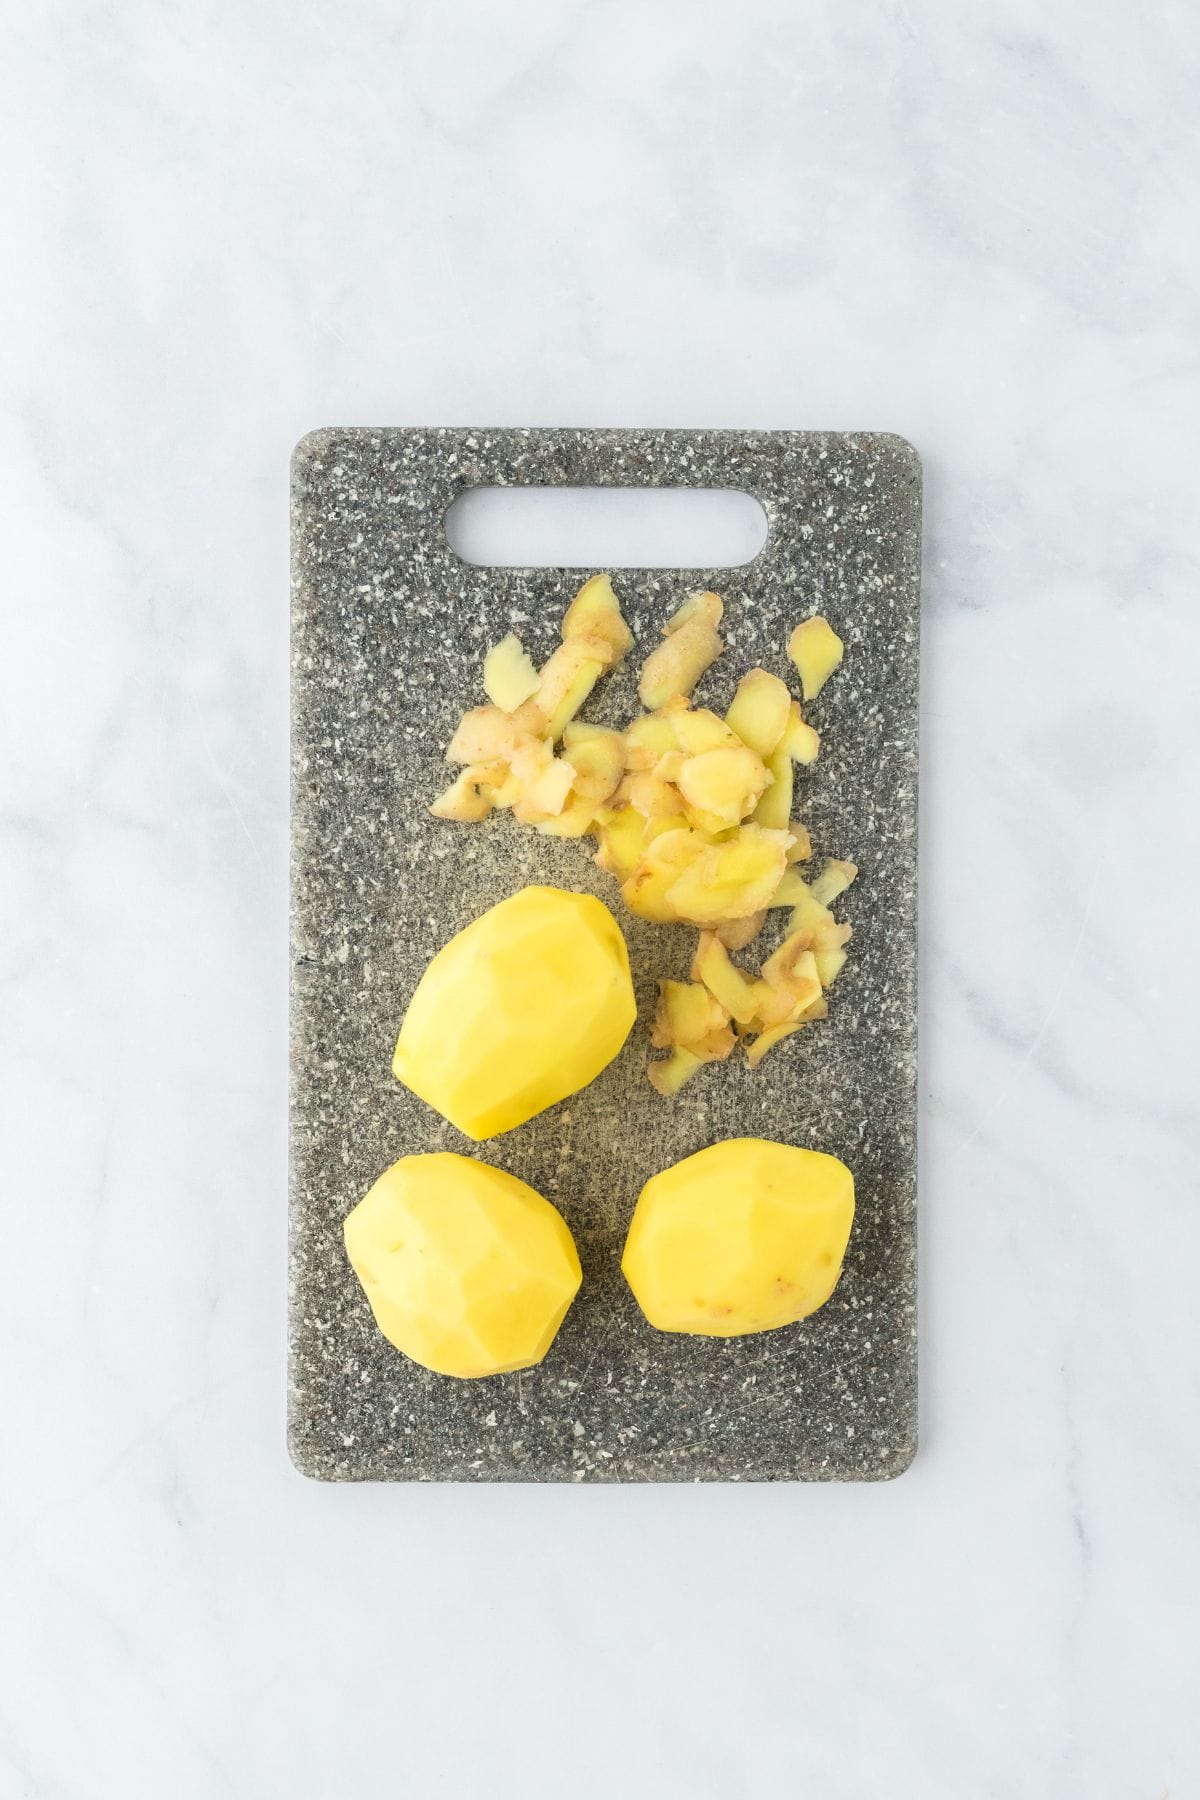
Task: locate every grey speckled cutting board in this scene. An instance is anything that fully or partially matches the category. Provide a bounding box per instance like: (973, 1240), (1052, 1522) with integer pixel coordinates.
(289, 427), (920, 1483)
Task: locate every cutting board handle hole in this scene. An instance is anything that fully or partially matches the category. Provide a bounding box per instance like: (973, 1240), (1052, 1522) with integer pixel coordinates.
(445, 486), (769, 569)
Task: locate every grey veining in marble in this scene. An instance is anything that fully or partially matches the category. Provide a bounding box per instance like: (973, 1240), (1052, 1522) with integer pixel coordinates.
(289, 427), (920, 1481)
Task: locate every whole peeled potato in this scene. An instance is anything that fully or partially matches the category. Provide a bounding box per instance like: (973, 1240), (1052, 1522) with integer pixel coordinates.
(393, 885), (636, 1139)
(622, 1138), (854, 1337)
(344, 1152), (582, 1378)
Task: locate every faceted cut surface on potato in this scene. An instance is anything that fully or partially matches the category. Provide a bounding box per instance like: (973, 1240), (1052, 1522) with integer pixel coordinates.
(393, 885), (636, 1139)
(621, 1138), (855, 1337)
(344, 1153), (582, 1377)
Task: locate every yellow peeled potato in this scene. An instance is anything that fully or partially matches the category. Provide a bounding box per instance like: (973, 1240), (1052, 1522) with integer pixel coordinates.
(621, 1139), (855, 1337)
(393, 886), (635, 1138)
(345, 1153), (581, 1378)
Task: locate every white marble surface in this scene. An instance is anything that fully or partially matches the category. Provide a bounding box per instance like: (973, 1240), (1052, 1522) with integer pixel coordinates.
(2, 1), (1198, 1794)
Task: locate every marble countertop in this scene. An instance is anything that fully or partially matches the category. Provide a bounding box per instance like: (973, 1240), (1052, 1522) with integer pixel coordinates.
(2, 2), (1197, 1795)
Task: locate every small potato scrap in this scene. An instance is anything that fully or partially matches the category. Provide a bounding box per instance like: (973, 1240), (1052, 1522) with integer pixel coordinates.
(623, 712), (679, 770)
(562, 572), (634, 664)
(513, 757), (576, 825)
(786, 874), (848, 949)
(787, 615), (844, 699)
(780, 702), (820, 766)
(647, 1048), (706, 1096)
(715, 911), (768, 952)
(534, 636), (613, 741)
(619, 768), (684, 821)
(785, 823), (813, 862)
(646, 974), (738, 1094)
(767, 867), (812, 908)
(430, 762), (507, 822)
(483, 634), (540, 712)
(652, 980), (730, 1051)
(744, 1023), (803, 1069)
(809, 858), (858, 905)
(561, 724), (625, 804)
(692, 933), (770, 1026)
(754, 746), (793, 830)
(446, 705), (526, 767)
(671, 705), (737, 756)
(677, 745), (770, 830)
(726, 668), (792, 758)
(638, 592), (724, 710)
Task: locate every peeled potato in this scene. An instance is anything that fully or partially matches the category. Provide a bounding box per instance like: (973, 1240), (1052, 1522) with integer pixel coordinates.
(621, 1138), (855, 1336)
(393, 886), (635, 1138)
(345, 1153), (581, 1378)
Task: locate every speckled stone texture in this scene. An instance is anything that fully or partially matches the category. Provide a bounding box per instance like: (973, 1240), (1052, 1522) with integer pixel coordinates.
(290, 427), (920, 1482)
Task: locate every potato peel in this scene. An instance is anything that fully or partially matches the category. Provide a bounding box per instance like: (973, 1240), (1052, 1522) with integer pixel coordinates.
(431, 575), (853, 1090)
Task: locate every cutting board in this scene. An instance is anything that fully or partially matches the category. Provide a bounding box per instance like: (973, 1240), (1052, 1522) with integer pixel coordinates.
(289, 427), (920, 1482)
